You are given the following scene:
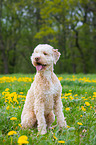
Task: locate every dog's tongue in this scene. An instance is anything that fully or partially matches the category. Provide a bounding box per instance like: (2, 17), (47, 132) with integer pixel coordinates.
(36, 65), (43, 71)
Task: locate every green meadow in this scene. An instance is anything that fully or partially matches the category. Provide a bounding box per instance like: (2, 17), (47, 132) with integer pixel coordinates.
(0, 74), (96, 145)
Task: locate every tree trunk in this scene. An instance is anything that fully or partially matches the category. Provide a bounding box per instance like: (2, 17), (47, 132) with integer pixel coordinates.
(74, 29), (86, 73)
(0, 0), (9, 74)
(93, 6), (96, 71)
(2, 50), (9, 74)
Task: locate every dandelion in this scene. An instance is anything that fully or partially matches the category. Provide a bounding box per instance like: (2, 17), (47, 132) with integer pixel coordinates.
(69, 90), (72, 92)
(74, 94), (78, 97)
(53, 135), (58, 140)
(93, 92), (96, 97)
(85, 102), (90, 106)
(6, 106), (10, 110)
(10, 117), (17, 120)
(22, 99), (25, 102)
(84, 99), (88, 101)
(67, 125), (70, 128)
(20, 92), (24, 94)
(61, 96), (68, 99)
(58, 77), (63, 81)
(5, 88), (9, 91)
(18, 124), (22, 128)
(65, 107), (70, 111)
(91, 98), (94, 100)
(69, 96), (74, 100)
(81, 106), (86, 111)
(77, 122), (83, 125)
(64, 97), (68, 99)
(65, 93), (72, 96)
(17, 135), (29, 144)
(58, 141), (65, 143)
(90, 106), (92, 109)
(82, 97), (85, 99)
(8, 131), (17, 136)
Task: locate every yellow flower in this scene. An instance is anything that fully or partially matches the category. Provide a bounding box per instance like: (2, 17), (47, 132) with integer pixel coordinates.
(65, 107), (70, 111)
(80, 115), (83, 117)
(18, 124), (22, 128)
(53, 135), (58, 140)
(81, 106), (86, 111)
(58, 141), (65, 143)
(67, 125), (70, 128)
(5, 88), (9, 91)
(22, 100), (25, 102)
(93, 92), (96, 97)
(82, 97), (85, 99)
(17, 135), (29, 144)
(84, 99), (88, 101)
(10, 117), (17, 120)
(6, 106), (10, 110)
(58, 77), (63, 81)
(74, 94), (78, 97)
(85, 102), (90, 106)
(65, 93), (72, 96)
(77, 122), (83, 125)
(69, 90), (72, 92)
(91, 98), (94, 100)
(69, 96), (74, 100)
(90, 106), (92, 109)
(61, 96), (68, 99)
(20, 92), (24, 94)
(8, 131), (17, 136)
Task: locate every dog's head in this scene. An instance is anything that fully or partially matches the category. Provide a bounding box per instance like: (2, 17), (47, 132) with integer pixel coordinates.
(31, 44), (61, 72)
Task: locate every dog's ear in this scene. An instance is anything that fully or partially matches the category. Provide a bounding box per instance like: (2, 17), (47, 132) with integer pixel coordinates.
(53, 49), (61, 64)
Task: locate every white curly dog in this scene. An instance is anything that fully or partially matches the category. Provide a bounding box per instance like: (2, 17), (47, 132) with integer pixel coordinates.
(21, 44), (67, 134)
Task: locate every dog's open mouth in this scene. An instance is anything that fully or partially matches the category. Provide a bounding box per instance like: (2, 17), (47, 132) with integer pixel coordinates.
(36, 63), (46, 71)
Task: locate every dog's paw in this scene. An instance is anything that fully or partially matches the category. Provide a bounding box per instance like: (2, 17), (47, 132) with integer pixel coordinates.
(64, 120), (67, 128)
(59, 120), (67, 129)
(39, 129), (47, 135)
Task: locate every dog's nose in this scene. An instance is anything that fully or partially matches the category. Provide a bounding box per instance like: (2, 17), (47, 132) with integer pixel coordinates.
(35, 57), (40, 62)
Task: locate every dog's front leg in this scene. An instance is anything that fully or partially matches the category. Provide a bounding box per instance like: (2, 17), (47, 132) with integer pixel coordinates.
(54, 95), (67, 128)
(34, 100), (47, 135)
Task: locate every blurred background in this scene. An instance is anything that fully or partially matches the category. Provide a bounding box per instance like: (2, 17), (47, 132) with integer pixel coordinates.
(0, 0), (96, 74)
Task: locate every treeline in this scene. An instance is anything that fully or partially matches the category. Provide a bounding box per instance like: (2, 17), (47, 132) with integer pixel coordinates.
(0, 0), (96, 74)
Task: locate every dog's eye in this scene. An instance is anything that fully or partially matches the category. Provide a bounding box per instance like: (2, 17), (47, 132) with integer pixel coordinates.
(43, 52), (48, 55)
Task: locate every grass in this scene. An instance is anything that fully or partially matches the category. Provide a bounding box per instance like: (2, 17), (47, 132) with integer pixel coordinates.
(0, 73), (96, 145)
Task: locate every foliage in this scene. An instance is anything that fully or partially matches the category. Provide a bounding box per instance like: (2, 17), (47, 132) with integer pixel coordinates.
(0, 73), (96, 144)
(0, 0), (96, 74)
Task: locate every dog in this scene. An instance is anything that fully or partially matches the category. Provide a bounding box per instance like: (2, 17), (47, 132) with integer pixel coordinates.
(21, 44), (67, 134)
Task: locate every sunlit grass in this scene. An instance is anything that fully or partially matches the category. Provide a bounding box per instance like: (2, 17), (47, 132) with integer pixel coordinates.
(0, 74), (96, 145)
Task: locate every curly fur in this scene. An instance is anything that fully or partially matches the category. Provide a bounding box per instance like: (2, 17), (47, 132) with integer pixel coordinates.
(21, 44), (67, 134)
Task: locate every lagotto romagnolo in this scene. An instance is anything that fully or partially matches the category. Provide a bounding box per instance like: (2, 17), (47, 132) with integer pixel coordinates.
(21, 44), (67, 134)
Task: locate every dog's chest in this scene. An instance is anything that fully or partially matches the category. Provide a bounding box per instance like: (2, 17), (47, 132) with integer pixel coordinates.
(44, 79), (58, 95)
(43, 82), (53, 111)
